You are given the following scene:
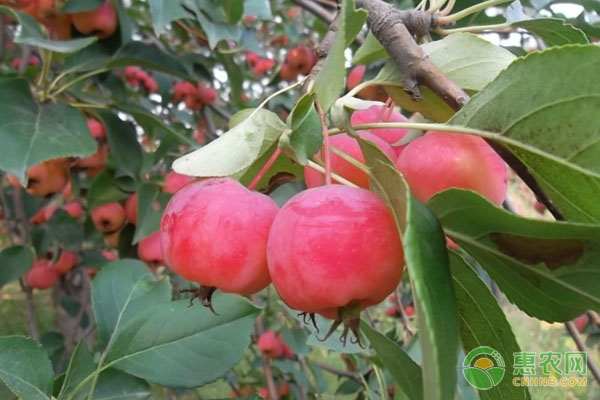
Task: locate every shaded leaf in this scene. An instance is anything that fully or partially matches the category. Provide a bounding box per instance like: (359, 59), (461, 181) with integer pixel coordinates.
(0, 246), (34, 289)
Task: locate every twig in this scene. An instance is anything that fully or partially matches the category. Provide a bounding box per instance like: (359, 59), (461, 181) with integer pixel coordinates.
(255, 317), (280, 400)
(315, 99), (332, 185)
(19, 278), (39, 340)
(200, 106), (218, 142)
(292, 0), (335, 24)
(18, 45), (32, 74)
(395, 287), (414, 338)
(312, 361), (361, 381)
(0, 14), (6, 63)
(564, 322), (600, 385)
(209, 104), (232, 121)
(588, 311), (600, 328)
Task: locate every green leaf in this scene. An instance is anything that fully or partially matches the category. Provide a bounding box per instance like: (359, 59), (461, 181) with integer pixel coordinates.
(352, 31), (387, 65)
(114, 103), (198, 148)
(90, 369), (151, 400)
(173, 108), (286, 177)
(357, 138), (459, 400)
(361, 323), (423, 400)
(449, 45), (600, 223)
(107, 294), (260, 388)
(108, 42), (191, 79)
(0, 246), (34, 289)
(61, 0), (103, 13)
(288, 94), (322, 165)
(0, 7), (97, 53)
(512, 19), (588, 46)
(243, 0), (272, 19)
(222, 0), (244, 23)
(0, 78), (97, 183)
(404, 196), (458, 400)
(0, 336), (54, 400)
(369, 33), (515, 122)
(95, 110), (143, 179)
(148, 0), (188, 35)
(57, 341), (95, 400)
(429, 189), (600, 321)
(87, 170), (128, 209)
(185, 1), (242, 49)
(46, 209), (83, 250)
(133, 184), (167, 244)
(449, 253), (530, 400)
(92, 259), (172, 345)
(312, 0), (367, 112)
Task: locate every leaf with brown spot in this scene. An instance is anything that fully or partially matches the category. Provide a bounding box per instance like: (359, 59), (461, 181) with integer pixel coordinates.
(490, 233), (585, 270)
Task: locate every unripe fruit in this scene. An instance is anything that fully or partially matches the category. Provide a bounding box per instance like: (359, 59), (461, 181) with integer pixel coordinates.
(163, 171), (195, 194)
(161, 178), (279, 295)
(396, 131), (507, 205)
(137, 232), (163, 267)
(267, 185), (404, 320)
(54, 251), (78, 275)
(303, 132), (396, 189)
(72, 1), (118, 38)
(351, 106), (409, 156)
(347, 65), (365, 90)
(91, 202), (126, 232)
(87, 118), (106, 140)
(125, 192), (138, 224)
(26, 259), (57, 289)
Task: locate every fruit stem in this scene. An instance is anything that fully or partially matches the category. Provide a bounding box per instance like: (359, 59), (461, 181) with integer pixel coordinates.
(437, 0), (512, 24)
(329, 146), (370, 173)
(50, 68), (110, 98)
(315, 99), (332, 185)
(253, 76), (308, 117)
(307, 159), (359, 188)
(434, 22), (512, 35)
(38, 49), (52, 101)
(248, 148), (282, 191)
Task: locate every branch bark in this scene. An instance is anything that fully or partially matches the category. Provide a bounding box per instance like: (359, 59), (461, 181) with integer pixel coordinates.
(292, 0), (336, 24)
(564, 321), (600, 384)
(355, 0), (468, 109)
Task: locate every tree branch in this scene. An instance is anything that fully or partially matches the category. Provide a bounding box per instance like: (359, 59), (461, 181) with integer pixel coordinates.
(564, 321), (600, 385)
(355, 0), (468, 109)
(292, 0), (336, 24)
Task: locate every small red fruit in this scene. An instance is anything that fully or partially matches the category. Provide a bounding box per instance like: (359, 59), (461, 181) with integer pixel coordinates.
(574, 314), (589, 332)
(351, 106), (409, 156)
(286, 46), (316, 75)
(26, 259), (57, 289)
(91, 202), (126, 232)
(396, 131), (507, 205)
(71, 1), (118, 38)
(258, 388), (268, 399)
(534, 201), (546, 214)
(87, 118), (106, 140)
(76, 144), (108, 169)
(279, 62), (297, 81)
(347, 65), (365, 90)
(54, 251), (78, 275)
(163, 171), (195, 194)
(160, 178), (279, 296)
(137, 232), (164, 267)
(257, 330), (284, 357)
(102, 250), (118, 261)
(385, 306), (399, 316)
(63, 201), (83, 219)
(197, 84), (217, 104)
(21, 159), (70, 197)
(303, 132), (396, 189)
(172, 81), (197, 103)
(404, 304), (415, 317)
(279, 382), (290, 396)
(125, 193), (138, 224)
(267, 186), (404, 325)
(246, 52), (259, 66)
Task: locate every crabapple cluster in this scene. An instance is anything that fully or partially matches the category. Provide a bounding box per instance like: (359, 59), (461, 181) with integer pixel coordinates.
(1, 0), (118, 40)
(172, 81), (218, 110)
(256, 330), (294, 358)
(123, 66), (159, 93)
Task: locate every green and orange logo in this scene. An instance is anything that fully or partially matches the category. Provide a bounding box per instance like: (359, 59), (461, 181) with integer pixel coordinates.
(463, 346), (505, 389)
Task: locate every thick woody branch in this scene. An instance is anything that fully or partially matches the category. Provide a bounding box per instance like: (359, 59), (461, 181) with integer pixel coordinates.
(355, 0), (468, 109)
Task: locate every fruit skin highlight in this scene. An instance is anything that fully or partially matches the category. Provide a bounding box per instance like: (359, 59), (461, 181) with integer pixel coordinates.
(396, 131), (508, 205)
(160, 178), (279, 295)
(351, 106), (409, 156)
(267, 185), (404, 320)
